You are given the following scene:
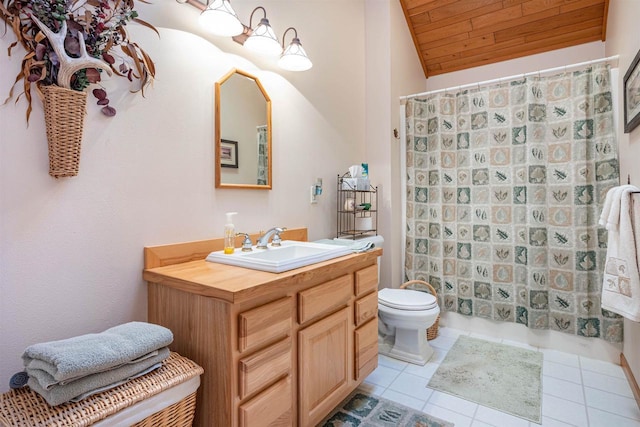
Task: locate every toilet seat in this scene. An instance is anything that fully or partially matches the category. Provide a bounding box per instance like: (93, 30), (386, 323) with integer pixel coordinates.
(378, 288), (438, 311)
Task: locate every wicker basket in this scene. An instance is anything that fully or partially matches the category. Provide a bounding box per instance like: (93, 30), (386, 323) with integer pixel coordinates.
(40, 85), (87, 178)
(400, 280), (440, 340)
(0, 352), (203, 427)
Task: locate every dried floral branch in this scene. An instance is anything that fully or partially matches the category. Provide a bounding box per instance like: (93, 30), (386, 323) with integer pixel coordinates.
(1, 0), (156, 121)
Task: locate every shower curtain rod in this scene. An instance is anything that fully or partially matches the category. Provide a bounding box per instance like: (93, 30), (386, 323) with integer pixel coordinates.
(400, 55), (619, 101)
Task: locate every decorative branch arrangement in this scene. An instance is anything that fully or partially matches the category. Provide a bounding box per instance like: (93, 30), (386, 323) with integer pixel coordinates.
(0, 0), (158, 177)
(0, 0), (157, 119)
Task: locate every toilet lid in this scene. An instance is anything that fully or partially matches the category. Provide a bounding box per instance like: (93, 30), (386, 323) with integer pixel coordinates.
(379, 288), (438, 311)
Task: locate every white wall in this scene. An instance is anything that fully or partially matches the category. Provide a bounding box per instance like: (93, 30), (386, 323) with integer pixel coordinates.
(0, 0), (370, 391)
(365, 0), (425, 291)
(605, 0), (640, 382)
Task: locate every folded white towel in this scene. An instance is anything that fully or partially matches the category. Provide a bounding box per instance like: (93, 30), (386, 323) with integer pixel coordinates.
(601, 185), (640, 321)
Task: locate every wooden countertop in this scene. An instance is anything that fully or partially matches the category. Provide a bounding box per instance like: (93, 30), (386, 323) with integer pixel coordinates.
(144, 248), (382, 304)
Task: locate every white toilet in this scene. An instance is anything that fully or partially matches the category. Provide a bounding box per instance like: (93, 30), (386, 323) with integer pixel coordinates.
(377, 288), (440, 365)
(337, 234), (440, 366)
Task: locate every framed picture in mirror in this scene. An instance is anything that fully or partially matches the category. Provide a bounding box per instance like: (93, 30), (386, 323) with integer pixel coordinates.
(220, 139), (238, 168)
(624, 48), (640, 133)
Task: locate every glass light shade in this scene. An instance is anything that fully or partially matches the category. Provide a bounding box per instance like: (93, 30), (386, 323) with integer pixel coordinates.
(198, 0), (243, 37)
(278, 38), (312, 71)
(244, 18), (282, 56)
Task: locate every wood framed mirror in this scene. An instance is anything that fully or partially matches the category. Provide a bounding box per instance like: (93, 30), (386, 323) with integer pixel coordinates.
(215, 68), (272, 189)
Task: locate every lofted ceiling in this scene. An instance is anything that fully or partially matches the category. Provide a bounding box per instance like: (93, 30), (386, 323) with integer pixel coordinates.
(399, 0), (609, 78)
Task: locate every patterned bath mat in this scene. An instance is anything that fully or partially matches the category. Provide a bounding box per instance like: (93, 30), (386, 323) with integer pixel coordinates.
(428, 335), (543, 423)
(319, 389), (454, 426)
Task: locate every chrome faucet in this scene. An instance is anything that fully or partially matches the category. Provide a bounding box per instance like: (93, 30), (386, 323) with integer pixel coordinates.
(256, 227), (285, 249)
(236, 233), (253, 252)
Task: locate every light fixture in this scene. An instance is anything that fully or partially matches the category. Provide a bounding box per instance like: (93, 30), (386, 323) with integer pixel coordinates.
(278, 27), (312, 71)
(179, 1), (312, 71)
(197, 0), (244, 36)
(242, 7), (282, 56)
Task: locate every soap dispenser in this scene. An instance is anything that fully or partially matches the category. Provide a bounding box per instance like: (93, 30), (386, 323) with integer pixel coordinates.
(224, 212), (238, 254)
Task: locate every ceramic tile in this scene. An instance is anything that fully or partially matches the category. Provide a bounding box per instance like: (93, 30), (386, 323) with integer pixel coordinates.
(540, 348), (580, 368)
(377, 353), (409, 371)
(363, 364), (401, 388)
(580, 356), (626, 379)
(430, 334), (459, 350)
(381, 388), (426, 411)
(587, 406), (640, 427)
(426, 390), (478, 417)
(536, 416), (579, 427)
(428, 347), (449, 364)
(388, 371), (432, 399)
(543, 360), (582, 384)
(582, 370), (634, 398)
(366, 326), (636, 427)
(358, 381), (386, 397)
(542, 375), (585, 404)
(584, 387), (640, 420)
(404, 360), (441, 379)
(437, 326), (468, 339)
(541, 394), (588, 426)
(422, 403), (474, 427)
(473, 405), (530, 427)
(470, 420), (495, 427)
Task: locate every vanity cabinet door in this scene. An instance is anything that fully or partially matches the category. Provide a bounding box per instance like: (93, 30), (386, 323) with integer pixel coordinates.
(298, 307), (352, 427)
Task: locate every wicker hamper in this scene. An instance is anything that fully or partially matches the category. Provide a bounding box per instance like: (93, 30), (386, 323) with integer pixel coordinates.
(400, 280), (440, 340)
(0, 352), (203, 427)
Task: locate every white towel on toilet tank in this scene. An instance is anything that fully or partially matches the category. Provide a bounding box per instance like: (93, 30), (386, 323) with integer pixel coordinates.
(600, 185), (640, 321)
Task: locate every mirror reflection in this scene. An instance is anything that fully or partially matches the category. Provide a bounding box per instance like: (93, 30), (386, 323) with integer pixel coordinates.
(215, 69), (272, 189)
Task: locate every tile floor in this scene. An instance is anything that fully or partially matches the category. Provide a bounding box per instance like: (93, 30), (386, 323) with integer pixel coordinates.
(361, 326), (640, 427)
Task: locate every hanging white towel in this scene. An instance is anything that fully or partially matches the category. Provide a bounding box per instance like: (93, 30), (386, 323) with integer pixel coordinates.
(601, 185), (640, 321)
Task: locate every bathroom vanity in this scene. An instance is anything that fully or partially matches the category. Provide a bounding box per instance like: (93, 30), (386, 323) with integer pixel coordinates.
(143, 228), (381, 427)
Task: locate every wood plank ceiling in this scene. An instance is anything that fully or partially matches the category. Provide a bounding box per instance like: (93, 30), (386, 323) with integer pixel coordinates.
(399, 0), (609, 78)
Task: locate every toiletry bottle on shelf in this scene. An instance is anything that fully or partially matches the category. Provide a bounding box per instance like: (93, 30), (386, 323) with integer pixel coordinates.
(224, 212), (238, 254)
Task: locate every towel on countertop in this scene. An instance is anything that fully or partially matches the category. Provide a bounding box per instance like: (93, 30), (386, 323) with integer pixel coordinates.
(314, 238), (375, 253)
(22, 322), (173, 383)
(601, 185), (640, 321)
(27, 347), (169, 406)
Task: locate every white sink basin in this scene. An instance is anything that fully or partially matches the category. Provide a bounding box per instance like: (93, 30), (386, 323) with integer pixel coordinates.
(205, 240), (353, 273)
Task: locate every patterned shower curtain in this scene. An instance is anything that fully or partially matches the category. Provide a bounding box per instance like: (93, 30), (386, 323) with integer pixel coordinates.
(257, 125), (268, 185)
(404, 64), (623, 342)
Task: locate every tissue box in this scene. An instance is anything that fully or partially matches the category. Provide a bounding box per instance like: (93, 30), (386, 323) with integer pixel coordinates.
(342, 178), (370, 191)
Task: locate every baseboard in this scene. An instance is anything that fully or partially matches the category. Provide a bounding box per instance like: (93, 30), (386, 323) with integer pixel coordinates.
(621, 352), (640, 410)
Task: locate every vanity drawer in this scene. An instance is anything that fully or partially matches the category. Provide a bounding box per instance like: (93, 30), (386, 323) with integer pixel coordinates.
(298, 275), (352, 324)
(239, 376), (292, 427)
(239, 297), (292, 354)
(354, 318), (378, 381)
(354, 264), (378, 297)
(354, 291), (378, 326)
(238, 338), (291, 400)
